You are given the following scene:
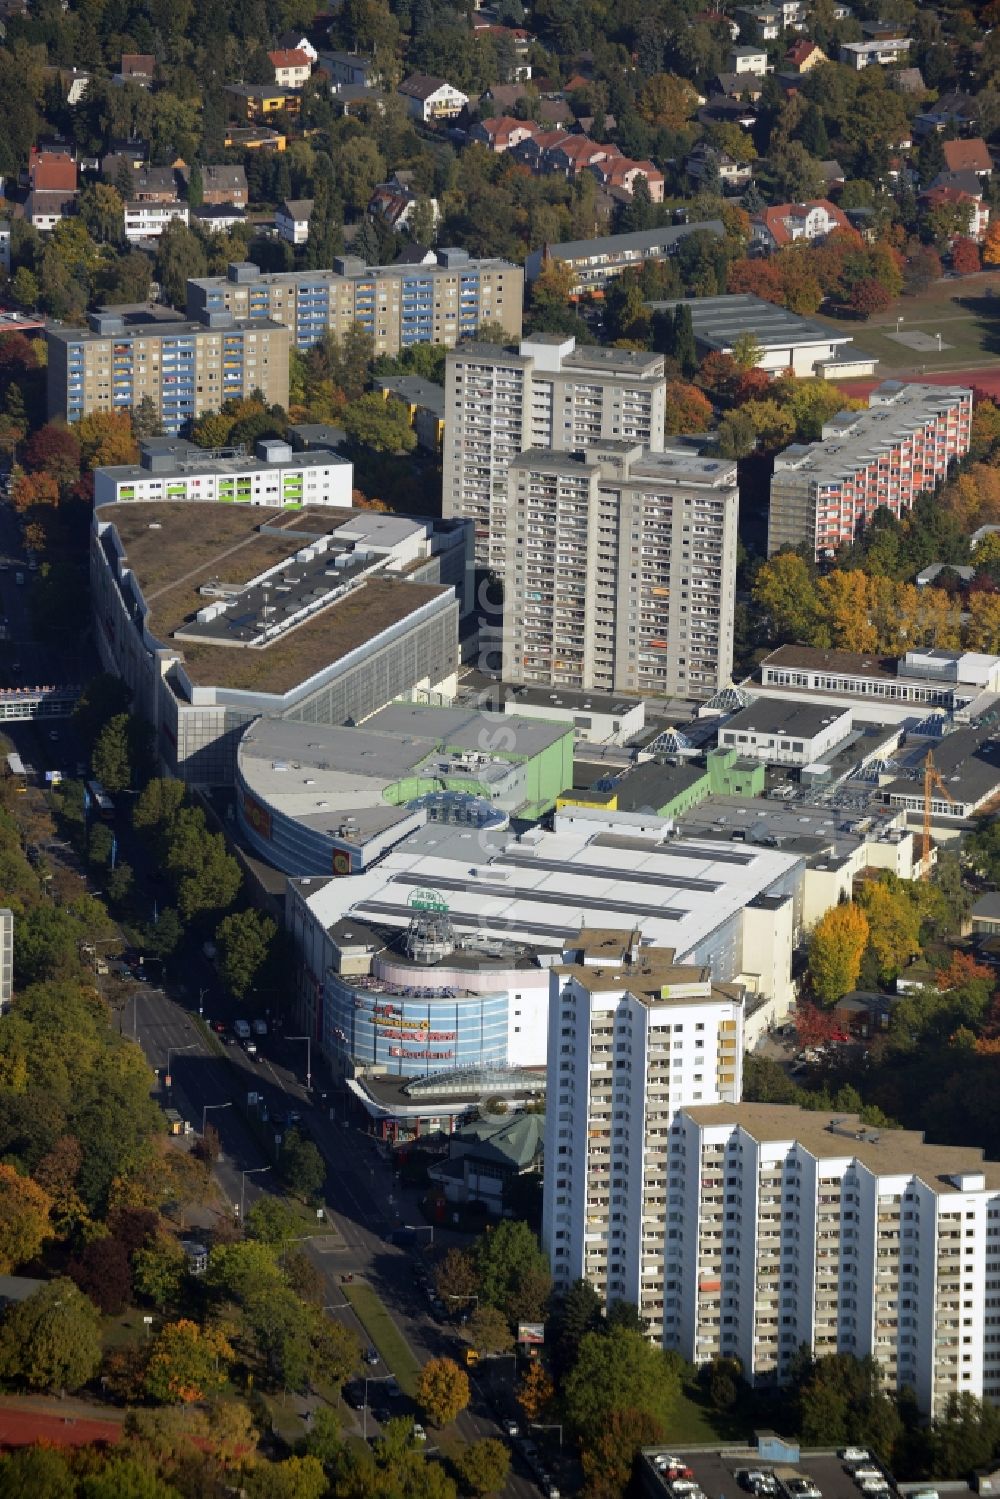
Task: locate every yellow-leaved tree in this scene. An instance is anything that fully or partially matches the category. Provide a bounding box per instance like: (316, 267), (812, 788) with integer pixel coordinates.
(808, 902), (870, 1006)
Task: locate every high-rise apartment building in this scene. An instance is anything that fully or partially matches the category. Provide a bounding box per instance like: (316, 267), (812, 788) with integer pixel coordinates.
(675, 1104), (1000, 1416)
(542, 933), (744, 1345)
(542, 935), (1000, 1416)
(442, 335), (667, 570)
(0, 906), (11, 1013)
(502, 443), (738, 698)
(768, 380), (972, 560)
(47, 310), (290, 435)
(186, 251), (523, 355)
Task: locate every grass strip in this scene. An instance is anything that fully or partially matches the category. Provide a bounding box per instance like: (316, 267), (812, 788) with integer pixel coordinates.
(342, 1281), (421, 1398)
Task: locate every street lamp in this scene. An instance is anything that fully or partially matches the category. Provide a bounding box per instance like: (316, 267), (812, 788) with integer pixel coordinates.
(408, 1223), (434, 1245)
(240, 1165), (270, 1219)
(287, 1034), (312, 1090)
(447, 1294), (478, 1308)
(202, 1100), (232, 1137)
(531, 1422), (563, 1449)
(164, 1043), (197, 1088)
(363, 1374), (393, 1441)
(198, 986), (208, 1017)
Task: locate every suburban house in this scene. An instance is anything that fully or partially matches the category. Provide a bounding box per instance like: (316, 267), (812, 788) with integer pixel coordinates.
(368, 173), (438, 231)
(593, 154), (665, 200)
(839, 36), (910, 67)
(318, 51), (376, 88)
(191, 204), (246, 234)
(751, 198), (850, 249)
(196, 164), (248, 205)
(736, 4), (782, 40)
(269, 48), (313, 88)
(919, 181), (990, 242)
(24, 191), (76, 231)
(275, 198), (313, 245)
(546, 134), (615, 178)
(116, 52), (155, 85)
(276, 30), (319, 61)
(728, 44), (768, 75)
(124, 200), (189, 241)
(942, 137), (992, 178)
(130, 165), (181, 202)
(696, 9), (741, 38)
(397, 73), (469, 121)
(469, 115), (539, 152)
(687, 141), (751, 190)
(225, 83), (302, 120)
(914, 91), (980, 136)
(471, 20), (534, 78)
(784, 38), (827, 71)
(28, 147), (77, 193)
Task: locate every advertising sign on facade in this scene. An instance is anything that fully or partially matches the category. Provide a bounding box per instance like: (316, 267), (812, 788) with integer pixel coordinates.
(242, 791), (272, 840)
(517, 1322), (545, 1345)
(407, 886), (449, 913)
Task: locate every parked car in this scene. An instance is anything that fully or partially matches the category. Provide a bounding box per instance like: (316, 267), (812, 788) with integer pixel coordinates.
(364, 1347), (380, 1366)
(504, 1419), (520, 1438)
(252, 1017), (268, 1037)
(243, 1039), (259, 1060)
(839, 1452), (871, 1466)
(412, 1424), (427, 1444)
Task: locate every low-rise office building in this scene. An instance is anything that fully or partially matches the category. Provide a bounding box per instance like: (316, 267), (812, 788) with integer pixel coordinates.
(186, 252), (523, 355)
(757, 645), (1000, 719)
(48, 309), (290, 434)
(717, 701), (854, 767)
(91, 503), (468, 784)
(524, 222), (726, 298)
(94, 436), (353, 508)
(880, 722), (1000, 821)
(768, 381), (973, 559)
(235, 704), (573, 875)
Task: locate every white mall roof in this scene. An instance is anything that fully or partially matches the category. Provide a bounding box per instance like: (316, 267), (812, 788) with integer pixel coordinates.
(298, 816), (804, 957)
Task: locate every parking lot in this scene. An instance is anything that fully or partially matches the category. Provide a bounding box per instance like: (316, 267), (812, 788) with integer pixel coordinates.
(641, 1449), (893, 1499)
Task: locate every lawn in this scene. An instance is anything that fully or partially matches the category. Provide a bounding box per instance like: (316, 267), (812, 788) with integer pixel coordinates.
(341, 1281), (422, 1399)
(813, 272), (1000, 377)
(668, 1381), (759, 1445)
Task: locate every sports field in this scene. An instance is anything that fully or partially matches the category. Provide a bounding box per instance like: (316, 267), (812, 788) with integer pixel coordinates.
(813, 270), (1000, 381)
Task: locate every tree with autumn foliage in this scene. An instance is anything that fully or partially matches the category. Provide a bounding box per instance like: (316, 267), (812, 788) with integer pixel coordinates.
(849, 278), (893, 318)
(663, 380), (713, 436)
(144, 1319), (233, 1405)
(952, 237), (981, 275)
(0, 1163), (53, 1272)
(637, 72), (699, 129)
(22, 421), (81, 488)
(855, 877), (923, 986)
(10, 468), (59, 514)
(517, 1357), (555, 1420)
(76, 409), (140, 469)
(416, 1356), (470, 1427)
(795, 1003), (845, 1048)
(530, 257), (576, 313)
(581, 1408), (667, 1499)
(808, 902), (870, 1005)
(935, 951), (994, 994)
(984, 219), (1000, 267)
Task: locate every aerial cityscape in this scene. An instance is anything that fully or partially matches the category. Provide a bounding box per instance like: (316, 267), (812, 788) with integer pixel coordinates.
(5, 1), (1000, 1496)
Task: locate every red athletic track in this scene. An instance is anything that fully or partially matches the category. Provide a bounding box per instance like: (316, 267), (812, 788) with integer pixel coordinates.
(833, 369), (1000, 401)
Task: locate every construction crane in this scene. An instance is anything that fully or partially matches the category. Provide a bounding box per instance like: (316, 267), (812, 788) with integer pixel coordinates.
(922, 749), (956, 878)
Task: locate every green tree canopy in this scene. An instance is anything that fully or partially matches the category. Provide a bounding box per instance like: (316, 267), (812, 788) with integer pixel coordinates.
(0, 1277), (102, 1392)
(562, 1325), (680, 1436)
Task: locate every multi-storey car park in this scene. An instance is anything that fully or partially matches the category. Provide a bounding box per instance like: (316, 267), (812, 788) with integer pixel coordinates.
(768, 380), (973, 560)
(185, 251), (523, 355)
(442, 334), (668, 571)
(502, 442), (738, 700)
(90, 502), (471, 784)
(47, 309), (290, 435)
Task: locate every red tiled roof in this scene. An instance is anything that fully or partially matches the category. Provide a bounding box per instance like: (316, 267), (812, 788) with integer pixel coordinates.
(942, 137), (991, 174)
(269, 48), (312, 68)
(785, 38), (820, 64)
(755, 198), (848, 246)
(478, 114), (537, 144)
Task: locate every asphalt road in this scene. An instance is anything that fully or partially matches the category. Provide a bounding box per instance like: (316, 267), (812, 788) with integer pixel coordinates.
(128, 984), (548, 1497)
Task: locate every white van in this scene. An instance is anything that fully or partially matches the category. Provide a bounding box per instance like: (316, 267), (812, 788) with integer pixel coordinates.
(233, 1018), (251, 1040)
